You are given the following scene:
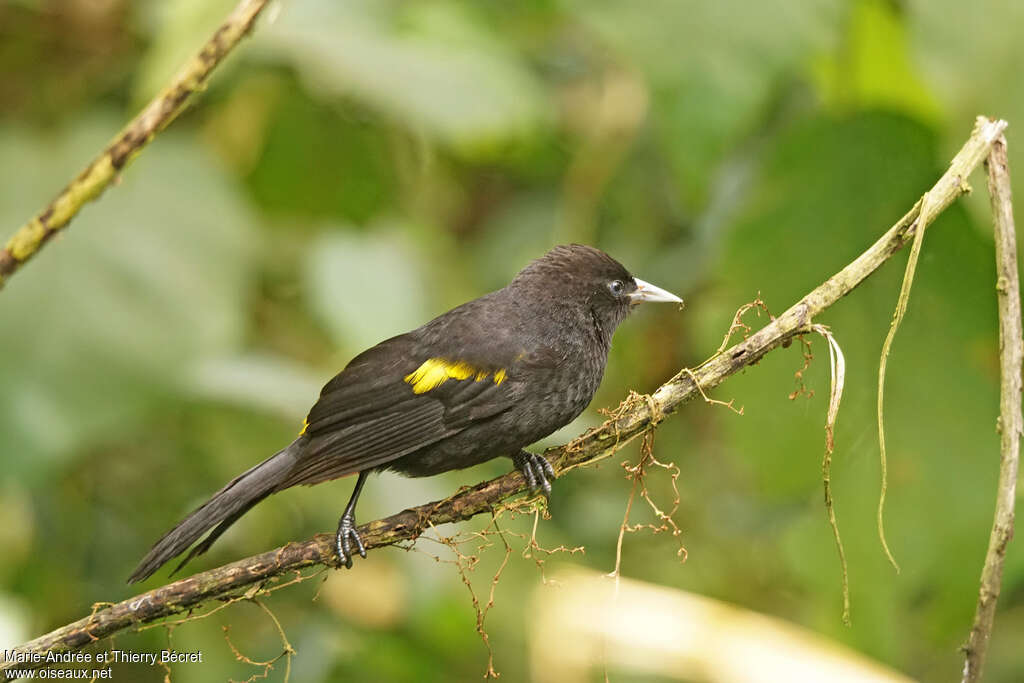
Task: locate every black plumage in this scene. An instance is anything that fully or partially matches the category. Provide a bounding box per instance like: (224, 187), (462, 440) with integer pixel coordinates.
(128, 244), (682, 583)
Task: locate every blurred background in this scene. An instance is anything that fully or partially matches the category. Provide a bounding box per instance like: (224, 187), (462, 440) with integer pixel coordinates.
(2, 0), (1023, 680)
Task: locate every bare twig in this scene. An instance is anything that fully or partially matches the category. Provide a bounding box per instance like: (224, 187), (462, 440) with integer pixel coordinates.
(0, 117), (1009, 677)
(0, 0), (271, 290)
(961, 133), (1021, 683)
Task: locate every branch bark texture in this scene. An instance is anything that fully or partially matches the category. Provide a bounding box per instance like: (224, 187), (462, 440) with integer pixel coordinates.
(961, 133), (1022, 683)
(1, 117), (1010, 677)
(0, 0), (271, 290)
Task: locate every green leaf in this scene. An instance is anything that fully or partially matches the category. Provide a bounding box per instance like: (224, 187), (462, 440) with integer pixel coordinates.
(811, 0), (943, 125)
(304, 225), (430, 353)
(259, 0), (550, 150)
(0, 117), (257, 470)
(566, 0), (844, 204)
(188, 352), (323, 421)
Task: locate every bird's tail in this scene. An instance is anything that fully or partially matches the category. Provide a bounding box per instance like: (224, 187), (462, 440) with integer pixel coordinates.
(127, 440), (300, 583)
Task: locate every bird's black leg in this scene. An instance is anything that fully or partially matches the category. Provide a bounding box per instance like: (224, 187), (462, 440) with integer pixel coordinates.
(335, 471), (369, 569)
(512, 450), (556, 498)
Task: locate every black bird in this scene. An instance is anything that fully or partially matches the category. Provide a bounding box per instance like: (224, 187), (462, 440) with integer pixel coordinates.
(129, 244), (682, 582)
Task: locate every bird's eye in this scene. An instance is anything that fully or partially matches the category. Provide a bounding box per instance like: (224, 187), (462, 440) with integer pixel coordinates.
(608, 280), (625, 296)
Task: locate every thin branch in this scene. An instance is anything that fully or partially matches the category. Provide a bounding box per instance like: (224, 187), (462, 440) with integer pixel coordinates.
(0, 0), (271, 290)
(961, 133), (1022, 683)
(0, 117), (1008, 676)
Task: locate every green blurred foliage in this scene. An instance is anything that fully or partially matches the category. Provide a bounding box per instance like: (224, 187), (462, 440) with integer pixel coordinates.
(1, 0), (1022, 681)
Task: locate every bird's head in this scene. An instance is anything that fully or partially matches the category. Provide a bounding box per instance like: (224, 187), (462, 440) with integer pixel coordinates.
(510, 244), (683, 341)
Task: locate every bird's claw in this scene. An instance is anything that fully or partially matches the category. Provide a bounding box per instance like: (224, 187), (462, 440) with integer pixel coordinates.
(335, 513), (366, 569)
(513, 450), (556, 499)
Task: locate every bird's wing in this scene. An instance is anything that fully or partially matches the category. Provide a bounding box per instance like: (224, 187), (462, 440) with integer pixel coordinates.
(275, 333), (523, 490)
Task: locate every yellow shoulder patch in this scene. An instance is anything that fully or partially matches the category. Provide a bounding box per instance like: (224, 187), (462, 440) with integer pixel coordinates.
(299, 417), (308, 436)
(405, 358), (508, 394)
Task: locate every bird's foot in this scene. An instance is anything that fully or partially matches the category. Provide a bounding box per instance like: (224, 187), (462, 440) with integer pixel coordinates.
(334, 512), (366, 569)
(513, 450), (556, 499)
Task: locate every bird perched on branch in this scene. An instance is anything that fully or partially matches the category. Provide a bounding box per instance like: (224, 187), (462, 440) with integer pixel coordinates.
(129, 244), (682, 582)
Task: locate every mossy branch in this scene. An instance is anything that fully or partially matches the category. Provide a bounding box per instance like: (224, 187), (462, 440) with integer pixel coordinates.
(1, 117), (1010, 677)
(0, 0), (271, 290)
